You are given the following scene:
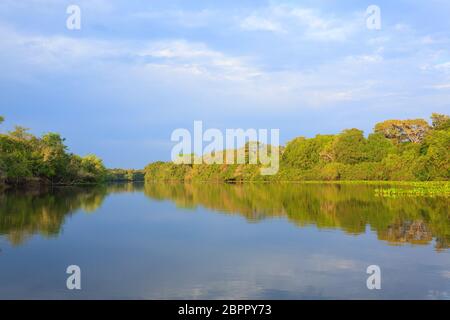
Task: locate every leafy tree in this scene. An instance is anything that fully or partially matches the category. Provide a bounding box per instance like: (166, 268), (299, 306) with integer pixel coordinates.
(0, 117), (107, 185)
(282, 135), (333, 169)
(79, 155), (107, 183)
(146, 113), (449, 182)
(431, 113), (450, 131)
(415, 129), (450, 180)
(8, 126), (33, 141)
(35, 133), (70, 181)
(0, 116), (5, 183)
(365, 133), (395, 162)
(374, 119), (430, 144)
(0, 135), (33, 182)
(332, 129), (367, 164)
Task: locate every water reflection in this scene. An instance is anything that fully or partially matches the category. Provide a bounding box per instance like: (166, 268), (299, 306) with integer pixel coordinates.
(0, 183), (144, 246)
(0, 185), (107, 245)
(0, 182), (448, 250)
(143, 183), (449, 250)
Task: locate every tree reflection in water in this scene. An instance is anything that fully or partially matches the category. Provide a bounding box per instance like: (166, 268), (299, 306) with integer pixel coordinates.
(0, 182), (448, 250)
(144, 182), (449, 250)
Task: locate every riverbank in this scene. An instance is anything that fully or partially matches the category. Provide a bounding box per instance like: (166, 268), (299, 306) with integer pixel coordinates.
(145, 113), (449, 183)
(0, 177), (145, 191)
(143, 179), (450, 197)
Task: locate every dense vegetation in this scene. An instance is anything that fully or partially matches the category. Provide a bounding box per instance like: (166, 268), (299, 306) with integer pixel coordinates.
(145, 113), (450, 182)
(106, 169), (145, 182)
(0, 116), (107, 186)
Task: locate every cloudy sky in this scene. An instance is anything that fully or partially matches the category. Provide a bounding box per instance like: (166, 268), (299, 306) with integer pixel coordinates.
(0, 0), (449, 168)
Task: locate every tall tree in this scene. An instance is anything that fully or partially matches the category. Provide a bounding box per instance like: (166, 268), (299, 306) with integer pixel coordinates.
(332, 129), (367, 164)
(431, 113), (450, 131)
(374, 119), (430, 144)
(365, 133), (395, 162)
(36, 133), (70, 181)
(8, 126), (33, 141)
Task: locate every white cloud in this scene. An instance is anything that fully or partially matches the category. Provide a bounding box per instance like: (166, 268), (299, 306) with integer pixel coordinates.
(1, 9), (450, 115)
(138, 40), (262, 81)
(132, 9), (216, 28)
(0, 26), (411, 110)
(239, 5), (360, 41)
(422, 61), (450, 76)
(428, 83), (450, 90)
(0, 0), (114, 13)
(434, 62), (450, 71)
(0, 25), (121, 72)
(0, 24), (260, 82)
(345, 54), (383, 64)
(240, 15), (285, 33)
(393, 23), (411, 32)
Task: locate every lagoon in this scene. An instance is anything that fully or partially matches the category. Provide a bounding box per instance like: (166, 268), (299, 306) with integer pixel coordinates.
(0, 182), (448, 299)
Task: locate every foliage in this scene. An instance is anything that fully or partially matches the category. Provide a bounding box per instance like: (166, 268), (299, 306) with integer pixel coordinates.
(374, 119), (430, 144)
(145, 113), (450, 182)
(107, 168), (145, 182)
(332, 129), (366, 164)
(282, 135), (333, 169)
(431, 113), (450, 131)
(0, 117), (107, 185)
(375, 181), (450, 197)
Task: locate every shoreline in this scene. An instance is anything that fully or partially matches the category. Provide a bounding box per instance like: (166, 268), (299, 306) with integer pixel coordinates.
(143, 179), (449, 185)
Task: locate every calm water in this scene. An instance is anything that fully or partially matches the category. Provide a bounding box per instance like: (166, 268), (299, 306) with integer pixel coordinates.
(0, 182), (448, 299)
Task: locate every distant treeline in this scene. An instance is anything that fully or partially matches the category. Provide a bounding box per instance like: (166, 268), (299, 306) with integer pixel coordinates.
(145, 113), (450, 182)
(0, 116), (107, 186)
(107, 169), (145, 182)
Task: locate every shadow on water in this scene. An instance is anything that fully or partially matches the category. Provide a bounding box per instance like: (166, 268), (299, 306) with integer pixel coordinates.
(0, 182), (448, 250)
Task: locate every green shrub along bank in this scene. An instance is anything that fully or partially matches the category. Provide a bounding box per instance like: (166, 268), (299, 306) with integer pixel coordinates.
(145, 113), (450, 182)
(106, 169), (145, 182)
(0, 116), (107, 186)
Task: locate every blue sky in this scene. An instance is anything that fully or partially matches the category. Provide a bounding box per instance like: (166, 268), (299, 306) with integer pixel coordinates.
(1, 0), (449, 168)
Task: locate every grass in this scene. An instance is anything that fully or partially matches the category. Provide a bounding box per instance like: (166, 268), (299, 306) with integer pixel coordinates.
(374, 181), (450, 197)
(146, 177), (450, 197)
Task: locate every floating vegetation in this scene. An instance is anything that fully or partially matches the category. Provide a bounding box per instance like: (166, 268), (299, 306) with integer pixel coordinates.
(375, 182), (450, 197)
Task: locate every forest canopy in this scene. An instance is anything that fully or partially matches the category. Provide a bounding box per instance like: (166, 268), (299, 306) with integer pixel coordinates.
(145, 113), (450, 182)
(1, 113), (448, 186)
(0, 117), (107, 185)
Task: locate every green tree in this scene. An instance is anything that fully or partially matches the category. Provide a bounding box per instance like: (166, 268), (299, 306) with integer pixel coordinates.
(365, 133), (396, 162)
(332, 129), (367, 164)
(80, 155), (107, 183)
(374, 119), (430, 144)
(8, 126), (33, 141)
(0, 117), (107, 185)
(415, 129), (450, 180)
(0, 116), (5, 183)
(282, 135), (334, 169)
(0, 135), (33, 182)
(431, 113), (450, 131)
(35, 133), (70, 182)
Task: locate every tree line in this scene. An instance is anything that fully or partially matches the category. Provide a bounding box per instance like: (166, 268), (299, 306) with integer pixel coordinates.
(0, 116), (107, 186)
(145, 113), (450, 182)
(107, 168), (145, 182)
(2, 113), (447, 186)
